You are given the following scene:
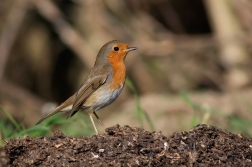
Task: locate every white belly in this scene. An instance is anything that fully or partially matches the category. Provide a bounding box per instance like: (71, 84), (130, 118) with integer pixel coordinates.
(84, 83), (124, 110)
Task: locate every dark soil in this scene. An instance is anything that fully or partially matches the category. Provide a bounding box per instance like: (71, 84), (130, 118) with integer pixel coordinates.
(1, 124), (252, 166)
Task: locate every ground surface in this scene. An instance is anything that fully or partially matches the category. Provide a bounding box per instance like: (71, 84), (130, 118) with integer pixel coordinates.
(1, 124), (252, 166)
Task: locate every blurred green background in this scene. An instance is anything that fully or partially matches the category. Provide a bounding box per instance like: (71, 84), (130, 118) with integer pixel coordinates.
(1, 0), (252, 141)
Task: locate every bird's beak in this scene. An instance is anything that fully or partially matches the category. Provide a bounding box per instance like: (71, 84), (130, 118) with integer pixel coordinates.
(126, 47), (137, 52)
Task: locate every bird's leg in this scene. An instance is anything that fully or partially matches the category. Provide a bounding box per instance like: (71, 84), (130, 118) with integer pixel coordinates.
(94, 111), (106, 133)
(88, 111), (99, 135)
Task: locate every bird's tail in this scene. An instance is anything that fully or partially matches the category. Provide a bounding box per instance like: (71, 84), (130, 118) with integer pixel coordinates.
(36, 96), (74, 125)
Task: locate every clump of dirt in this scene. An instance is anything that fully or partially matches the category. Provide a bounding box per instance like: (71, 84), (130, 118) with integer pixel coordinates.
(2, 124), (252, 166)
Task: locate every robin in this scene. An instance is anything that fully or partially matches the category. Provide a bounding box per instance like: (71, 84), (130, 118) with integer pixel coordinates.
(36, 40), (137, 135)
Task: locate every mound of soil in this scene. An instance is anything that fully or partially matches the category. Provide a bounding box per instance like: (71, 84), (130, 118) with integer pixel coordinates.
(2, 124), (252, 166)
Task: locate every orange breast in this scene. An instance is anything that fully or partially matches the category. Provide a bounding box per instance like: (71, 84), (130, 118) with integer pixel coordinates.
(107, 52), (126, 89)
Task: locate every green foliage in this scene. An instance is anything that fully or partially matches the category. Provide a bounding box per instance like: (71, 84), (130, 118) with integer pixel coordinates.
(226, 104), (252, 136)
(126, 77), (155, 131)
(227, 115), (252, 136)
(180, 92), (214, 126)
(0, 107), (99, 145)
(0, 105), (69, 146)
(180, 92), (252, 137)
(61, 112), (96, 137)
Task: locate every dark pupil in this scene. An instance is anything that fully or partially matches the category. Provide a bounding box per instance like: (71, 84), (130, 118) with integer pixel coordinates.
(114, 47), (119, 51)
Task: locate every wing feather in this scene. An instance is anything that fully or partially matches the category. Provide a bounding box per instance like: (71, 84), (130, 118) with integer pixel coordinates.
(67, 74), (107, 118)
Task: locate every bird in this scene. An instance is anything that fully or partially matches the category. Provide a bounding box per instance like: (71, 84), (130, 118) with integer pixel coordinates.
(36, 40), (137, 135)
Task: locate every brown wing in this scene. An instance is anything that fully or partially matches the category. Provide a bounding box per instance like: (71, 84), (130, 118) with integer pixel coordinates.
(67, 74), (108, 118)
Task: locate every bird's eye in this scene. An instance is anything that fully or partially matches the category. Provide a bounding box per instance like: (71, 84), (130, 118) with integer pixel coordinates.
(114, 47), (119, 51)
